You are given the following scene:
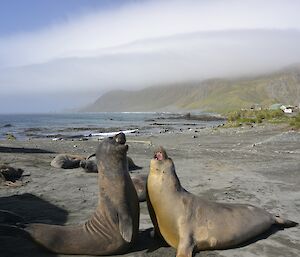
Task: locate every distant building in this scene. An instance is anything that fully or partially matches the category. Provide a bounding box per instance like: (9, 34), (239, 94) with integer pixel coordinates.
(269, 103), (296, 113)
(284, 108), (292, 114)
(283, 106), (295, 114)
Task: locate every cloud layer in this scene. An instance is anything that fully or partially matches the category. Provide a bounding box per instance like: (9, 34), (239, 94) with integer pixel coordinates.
(1, 0), (300, 112)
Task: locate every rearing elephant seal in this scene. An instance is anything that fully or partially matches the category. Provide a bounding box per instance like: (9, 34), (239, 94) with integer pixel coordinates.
(26, 133), (140, 255)
(147, 147), (298, 257)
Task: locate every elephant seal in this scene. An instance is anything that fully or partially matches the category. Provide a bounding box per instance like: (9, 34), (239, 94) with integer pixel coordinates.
(0, 164), (27, 187)
(79, 155), (141, 172)
(0, 165), (24, 182)
(79, 155), (147, 202)
(147, 147), (298, 257)
(25, 133), (140, 255)
(50, 154), (85, 169)
(79, 154), (98, 172)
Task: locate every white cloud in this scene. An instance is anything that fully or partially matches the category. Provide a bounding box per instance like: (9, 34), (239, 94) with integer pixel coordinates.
(0, 0), (300, 112)
(1, 0), (300, 67)
(2, 29), (300, 94)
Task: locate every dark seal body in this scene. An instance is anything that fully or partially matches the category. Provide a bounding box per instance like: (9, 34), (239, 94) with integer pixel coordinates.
(0, 165), (24, 182)
(26, 133), (140, 255)
(147, 147), (298, 257)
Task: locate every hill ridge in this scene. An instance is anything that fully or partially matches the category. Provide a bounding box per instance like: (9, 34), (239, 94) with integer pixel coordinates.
(82, 65), (300, 113)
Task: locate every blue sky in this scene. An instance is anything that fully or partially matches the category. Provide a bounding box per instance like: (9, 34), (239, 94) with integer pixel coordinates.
(0, 0), (127, 36)
(0, 0), (300, 113)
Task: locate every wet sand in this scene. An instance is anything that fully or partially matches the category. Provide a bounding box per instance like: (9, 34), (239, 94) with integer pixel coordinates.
(0, 124), (299, 257)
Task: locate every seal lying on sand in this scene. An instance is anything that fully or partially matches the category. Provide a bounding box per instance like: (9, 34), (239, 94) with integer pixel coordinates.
(25, 133), (140, 255)
(50, 154), (85, 169)
(0, 165), (26, 187)
(0, 165), (24, 182)
(147, 147), (298, 257)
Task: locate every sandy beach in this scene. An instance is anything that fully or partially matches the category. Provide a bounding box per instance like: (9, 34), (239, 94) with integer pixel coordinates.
(0, 124), (299, 257)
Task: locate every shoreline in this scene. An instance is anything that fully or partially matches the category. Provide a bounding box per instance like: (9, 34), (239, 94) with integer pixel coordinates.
(0, 112), (225, 140)
(0, 124), (299, 257)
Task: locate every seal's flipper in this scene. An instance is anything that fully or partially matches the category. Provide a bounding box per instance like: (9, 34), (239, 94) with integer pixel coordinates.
(86, 153), (96, 160)
(176, 242), (193, 257)
(118, 214), (133, 243)
(274, 216), (298, 228)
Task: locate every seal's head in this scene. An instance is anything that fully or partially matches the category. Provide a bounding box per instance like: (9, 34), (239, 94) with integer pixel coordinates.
(96, 133), (128, 165)
(150, 146), (175, 176)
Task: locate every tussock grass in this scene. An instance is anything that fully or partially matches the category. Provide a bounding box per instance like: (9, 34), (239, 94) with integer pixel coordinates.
(224, 109), (300, 129)
(289, 112), (300, 129)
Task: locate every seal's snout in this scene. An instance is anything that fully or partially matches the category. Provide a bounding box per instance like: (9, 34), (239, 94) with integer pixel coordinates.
(154, 151), (164, 161)
(154, 147), (168, 161)
(115, 133), (126, 145)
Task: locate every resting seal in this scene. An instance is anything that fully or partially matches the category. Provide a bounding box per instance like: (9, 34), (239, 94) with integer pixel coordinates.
(50, 154), (85, 169)
(0, 165), (24, 182)
(0, 164), (27, 187)
(147, 147), (298, 257)
(26, 133), (140, 255)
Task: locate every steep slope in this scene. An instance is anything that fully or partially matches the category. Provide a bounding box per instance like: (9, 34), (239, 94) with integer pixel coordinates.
(82, 65), (300, 112)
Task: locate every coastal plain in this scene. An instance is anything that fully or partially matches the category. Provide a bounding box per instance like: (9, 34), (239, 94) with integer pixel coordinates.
(0, 124), (299, 257)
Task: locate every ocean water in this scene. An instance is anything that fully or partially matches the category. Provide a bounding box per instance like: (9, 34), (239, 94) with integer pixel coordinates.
(0, 112), (223, 140)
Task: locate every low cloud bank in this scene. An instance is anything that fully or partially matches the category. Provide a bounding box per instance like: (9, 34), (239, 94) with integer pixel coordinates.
(1, 0), (300, 112)
(1, 29), (300, 95)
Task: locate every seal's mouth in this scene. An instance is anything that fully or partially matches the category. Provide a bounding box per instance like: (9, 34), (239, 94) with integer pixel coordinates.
(113, 132), (126, 145)
(153, 147), (168, 161)
(154, 151), (164, 161)
(107, 133), (128, 152)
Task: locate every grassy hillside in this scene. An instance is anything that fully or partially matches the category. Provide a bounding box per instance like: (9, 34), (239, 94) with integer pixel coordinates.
(82, 65), (300, 113)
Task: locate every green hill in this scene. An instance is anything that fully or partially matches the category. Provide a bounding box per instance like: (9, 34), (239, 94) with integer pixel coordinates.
(82, 65), (300, 113)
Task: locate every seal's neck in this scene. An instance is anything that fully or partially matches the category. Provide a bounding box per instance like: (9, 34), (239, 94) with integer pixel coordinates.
(148, 167), (184, 204)
(98, 153), (127, 176)
(167, 169), (183, 192)
(97, 154), (129, 199)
